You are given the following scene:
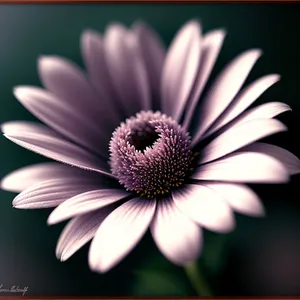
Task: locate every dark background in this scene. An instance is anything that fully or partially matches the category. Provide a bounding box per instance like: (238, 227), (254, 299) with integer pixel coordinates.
(0, 3), (300, 297)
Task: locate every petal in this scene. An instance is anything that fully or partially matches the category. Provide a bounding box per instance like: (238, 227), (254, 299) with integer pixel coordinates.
(89, 198), (156, 273)
(80, 30), (125, 125)
(199, 118), (287, 164)
(2, 121), (112, 177)
(202, 74), (281, 137)
(161, 20), (201, 120)
(1, 163), (75, 193)
(133, 22), (166, 110)
(47, 189), (130, 225)
(104, 24), (151, 116)
(172, 184), (235, 233)
(13, 177), (104, 209)
(150, 197), (202, 265)
(14, 86), (109, 157)
(242, 142), (300, 175)
(38, 56), (111, 125)
(183, 29), (226, 129)
(202, 182), (264, 217)
(56, 206), (114, 262)
(193, 151), (289, 183)
(192, 49), (262, 145)
(225, 102), (291, 129)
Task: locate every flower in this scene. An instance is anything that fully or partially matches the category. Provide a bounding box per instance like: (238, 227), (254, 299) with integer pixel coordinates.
(2, 20), (300, 273)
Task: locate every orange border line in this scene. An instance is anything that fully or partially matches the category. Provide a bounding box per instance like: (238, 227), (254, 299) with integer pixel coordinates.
(0, 296), (300, 300)
(0, 0), (299, 3)
(0, 296), (299, 298)
(0, 2), (299, 300)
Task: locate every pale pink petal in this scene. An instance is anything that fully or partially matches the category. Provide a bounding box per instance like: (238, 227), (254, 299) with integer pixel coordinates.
(104, 24), (150, 116)
(56, 206), (114, 262)
(242, 142), (300, 175)
(203, 182), (264, 217)
(161, 20), (201, 120)
(151, 197), (202, 265)
(183, 29), (226, 129)
(192, 49), (262, 145)
(47, 189), (130, 225)
(14, 86), (109, 157)
(133, 22), (166, 110)
(89, 198), (156, 273)
(38, 56), (112, 128)
(225, 102), (291, 129)
(1, 163), (77, 192)
(2, 121), (112, 177)
(202, 74), (281, 137)
(13, 177), (104, 209)
(81, 30), (125, 125)
(2, 121), (53, 135)
(193, 151), (289, 183)
(199, 119), (287, 164)
(172, 184), (235, 233)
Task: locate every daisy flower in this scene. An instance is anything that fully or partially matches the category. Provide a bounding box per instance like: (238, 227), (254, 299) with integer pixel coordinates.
(2, 20), (300, 274)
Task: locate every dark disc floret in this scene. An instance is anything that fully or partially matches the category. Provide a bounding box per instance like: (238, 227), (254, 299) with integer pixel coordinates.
(109, 111), (196, 199)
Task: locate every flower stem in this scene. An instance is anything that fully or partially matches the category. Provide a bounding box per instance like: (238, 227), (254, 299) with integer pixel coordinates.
(183, 262), (213, 296)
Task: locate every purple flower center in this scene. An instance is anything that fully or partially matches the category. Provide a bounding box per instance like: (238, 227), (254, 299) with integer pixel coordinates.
(109, 111), (195, 199)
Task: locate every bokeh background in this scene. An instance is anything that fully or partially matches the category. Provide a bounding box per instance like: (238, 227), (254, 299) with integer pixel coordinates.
(0, 3), (300, 297)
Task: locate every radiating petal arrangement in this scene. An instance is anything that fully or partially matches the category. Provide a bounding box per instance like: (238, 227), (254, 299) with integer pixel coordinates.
(2, 20), (300, 273)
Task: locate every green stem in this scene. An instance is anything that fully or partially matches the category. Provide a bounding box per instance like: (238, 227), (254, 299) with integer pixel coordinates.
(183, 262), (213, 296)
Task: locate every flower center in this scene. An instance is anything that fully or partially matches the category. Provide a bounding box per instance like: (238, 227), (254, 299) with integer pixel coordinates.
(109, 111), (196, 199)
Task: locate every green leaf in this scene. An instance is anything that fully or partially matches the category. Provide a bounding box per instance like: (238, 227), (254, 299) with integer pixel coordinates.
(199, 231), (231, 275)
(131, 270), (190, 296)
(130, 245), (193, 296)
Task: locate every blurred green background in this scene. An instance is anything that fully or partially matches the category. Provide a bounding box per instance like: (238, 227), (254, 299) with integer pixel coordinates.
(1, 3), (300, 297)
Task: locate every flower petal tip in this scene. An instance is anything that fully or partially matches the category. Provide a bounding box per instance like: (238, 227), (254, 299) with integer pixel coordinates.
(89, 262), (110, 274)
(105, 22), (127, 34)
(81, 29), (100, 43)
(242, 48), (263, 63)
(55, 249), (67, 262)
(213, 28), (227, 39)
(282, 123), (288, 131)
(12, 200), (29, 209)
(37, 55), (61, 71)
(13, 86), (30, 100)
(272, 73), (281, 81)
(88, 250), (112, 274)
(251, 48), (263, 57)
(187, 18), (201, 27)
(2, 133), (10, 139)
(248, 204), (266, 218)
(183, 19), (202, 35)
(0, 175), (10, 191)
(37, 55), (50, 64)
(88, 261), (103, 273)
(12, 199), (25, 209)
(222, 220), (236, 233)
(47, 215), (56, 226)
(59, 253), (69, 262)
